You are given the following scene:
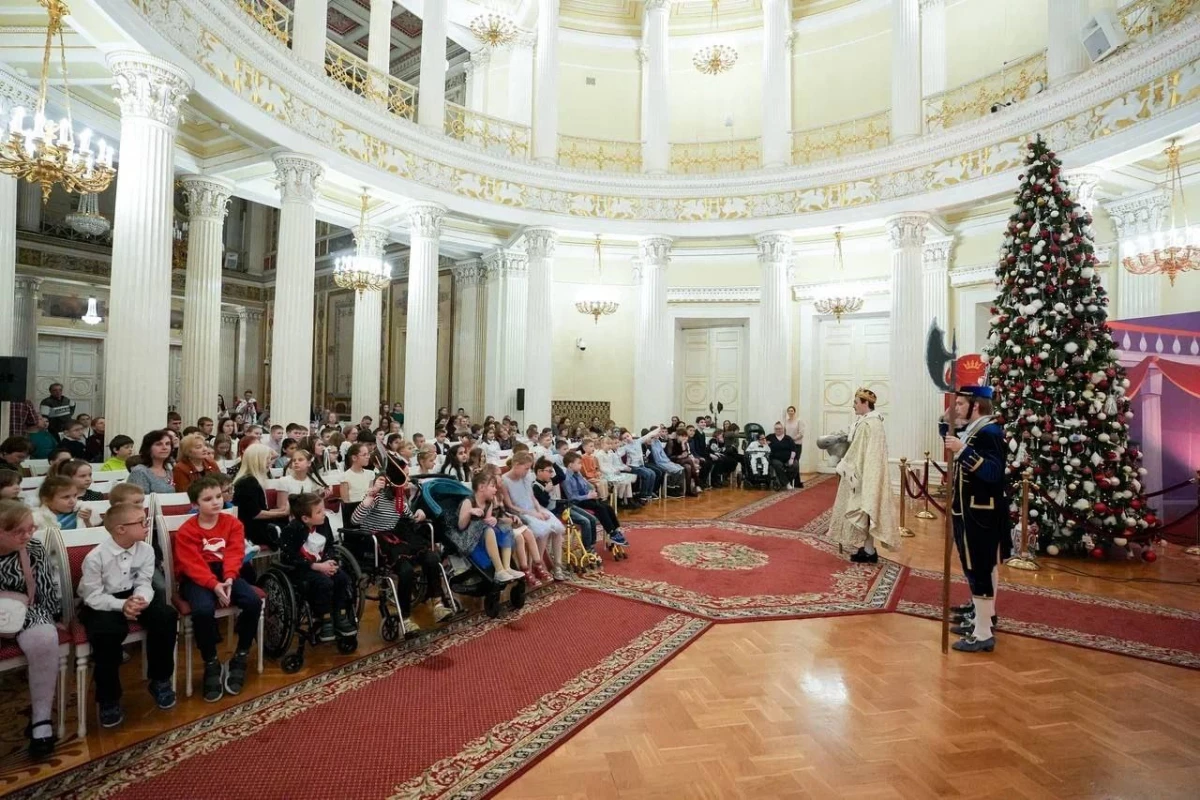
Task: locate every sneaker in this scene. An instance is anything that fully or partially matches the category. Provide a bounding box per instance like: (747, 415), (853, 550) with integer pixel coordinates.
(494, 568), (524, 583)
(952, 636), (996, 653)
(334, 608), (358, 636)
(431, 603), (454, 623)
(402, 617), (421, 635)
(609, 530), (629, 547)
(202, 658), (224, 703)
(318, 616), (337, 643)
(148, 679), (176, 710)
(98, 703), (125, 729)
(224, 652), (249, 696)
(552, 566), (568, 581)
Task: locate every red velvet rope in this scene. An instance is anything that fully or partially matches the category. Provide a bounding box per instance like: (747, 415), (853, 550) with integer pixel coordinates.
(905, 466), (946, 514)
(928, 458), (948, 477)
(1142, 477), (1198, 499)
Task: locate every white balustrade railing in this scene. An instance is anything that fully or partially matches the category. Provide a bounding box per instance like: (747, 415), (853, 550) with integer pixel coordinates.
(557, 135), (642, 173)
(924, 51), (1048, 132)
(669, 138), (762, 174)
(791, 110), (890, 165)
(233, 0), (292, 45)
(444, 102), (531, 159)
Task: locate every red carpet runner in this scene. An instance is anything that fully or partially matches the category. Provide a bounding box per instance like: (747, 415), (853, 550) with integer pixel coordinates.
(722, 474), (838, 531)
(898, 569), (1200, 669)
(16, 589), (709, 800)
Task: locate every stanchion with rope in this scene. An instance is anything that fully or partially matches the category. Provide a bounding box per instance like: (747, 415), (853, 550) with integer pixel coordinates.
(1184, 470), (1200, 556)
(898, 457), (915, 537)
(1005, 468), (1040, 571)
(915, 451), (937, 520)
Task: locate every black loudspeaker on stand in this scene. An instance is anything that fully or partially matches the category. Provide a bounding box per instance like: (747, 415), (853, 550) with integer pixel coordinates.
(0, 357), (28, 402)
(516, 388), (525, 412)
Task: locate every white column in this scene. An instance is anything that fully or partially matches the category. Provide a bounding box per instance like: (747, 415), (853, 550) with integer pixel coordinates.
(523, 228), (557, 425)
(507, 36), (535, 127)
(921, 237), (952, 455)
(761, 0), (791, 168)
(16, 181), (41, 233)
(642, 0), (670, 174)
(483, 251), (528, 417)
(1104, 191), (1169, 320)
(220, 310), (240, 402)
(0, 174), (14, 435)
(1140, 366), (1164, 512)
(890, 0), (922, 142)
(920, 0), (946, 120)
(350, 225), (388, 424)
(105, 52), (192, 441)
(12, 277), (41, 401)
(179, 175), (234, 427)
(236, 308), (264, 400)
(754, 233), (793, 424)
(465, 50), (491, 113)
(403, 203), (446, 435)
(368, 0), (393, 101)
(243, 202), (268, 276)
(452, 260), (487, 417)
(533, 0), (560, 164)
(634, 237), (673, 427)
(292, 0), (330, 66)
(1047, 0), (1090, 85)
(417, 0), (448, 130)
(885, 212), (930, 463)
(270, 152), (324, 427)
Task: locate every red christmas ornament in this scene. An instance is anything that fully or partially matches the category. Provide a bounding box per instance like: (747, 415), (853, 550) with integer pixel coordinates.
(1143, 549), (1157, 563)
(1090, 547), (1105, 560)
(1093, 502), (1108, 514)
(1130, 499), (1142, 510)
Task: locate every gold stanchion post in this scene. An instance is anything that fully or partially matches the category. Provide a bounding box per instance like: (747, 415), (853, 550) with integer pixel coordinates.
(1006, 468), (1040, 570)
(898, 457), (914, 537)
(915, 450), (937, 520)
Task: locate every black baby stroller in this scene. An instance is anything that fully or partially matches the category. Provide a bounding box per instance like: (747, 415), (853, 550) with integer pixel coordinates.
(412, 476), (526, 619)
(740, 422), (773, 489)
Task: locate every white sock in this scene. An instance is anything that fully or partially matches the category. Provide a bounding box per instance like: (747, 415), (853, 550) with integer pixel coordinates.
(972, 596), (996, 640)
(863, 538), (876, 555)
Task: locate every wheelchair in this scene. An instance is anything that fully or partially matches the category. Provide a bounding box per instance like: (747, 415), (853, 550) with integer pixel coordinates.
(338, 525), (418, 644)
(259, 543), (363, 673)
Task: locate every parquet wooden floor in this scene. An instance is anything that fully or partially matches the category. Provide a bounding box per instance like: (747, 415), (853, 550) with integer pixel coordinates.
(2, 479), (1198, 799)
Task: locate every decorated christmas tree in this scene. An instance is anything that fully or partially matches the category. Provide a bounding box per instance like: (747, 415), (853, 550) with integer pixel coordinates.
(984, 136), (1159, 558)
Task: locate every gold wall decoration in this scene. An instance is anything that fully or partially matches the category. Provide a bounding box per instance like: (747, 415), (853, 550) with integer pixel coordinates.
(551, 401), (612, 427)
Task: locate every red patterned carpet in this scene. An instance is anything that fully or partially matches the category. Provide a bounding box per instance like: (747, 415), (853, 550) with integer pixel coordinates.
(583, 520), (906, 620)
(11, 589), (708, 800)
(897, 569), (1200, 669)
(722, 474), (838, 531)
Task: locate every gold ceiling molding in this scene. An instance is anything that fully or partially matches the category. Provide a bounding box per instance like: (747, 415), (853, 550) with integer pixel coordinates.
(120, 0), (1200, 226)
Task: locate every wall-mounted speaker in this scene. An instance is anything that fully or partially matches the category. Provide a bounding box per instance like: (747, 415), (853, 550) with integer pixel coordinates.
(1082, 11), (1127, 64)
(516, 388), (525, 412)
(0, 357), (29, 402)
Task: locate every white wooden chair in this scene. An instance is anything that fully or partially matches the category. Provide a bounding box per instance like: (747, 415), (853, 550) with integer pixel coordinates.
(20, 475), (45, 491)
(23, 459), (51, 476)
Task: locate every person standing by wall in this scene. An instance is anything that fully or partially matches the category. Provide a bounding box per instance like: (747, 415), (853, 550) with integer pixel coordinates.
(39, 383), (74, 437)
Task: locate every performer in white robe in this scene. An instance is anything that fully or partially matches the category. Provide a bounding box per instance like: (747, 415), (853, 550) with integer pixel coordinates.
(826, 387), (898, 562)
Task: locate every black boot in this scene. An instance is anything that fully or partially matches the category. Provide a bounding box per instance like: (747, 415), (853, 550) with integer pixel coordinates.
(849, 548), (879, 564)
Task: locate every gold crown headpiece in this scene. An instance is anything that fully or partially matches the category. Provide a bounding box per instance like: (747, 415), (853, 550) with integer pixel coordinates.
(854, 387), (877, 404)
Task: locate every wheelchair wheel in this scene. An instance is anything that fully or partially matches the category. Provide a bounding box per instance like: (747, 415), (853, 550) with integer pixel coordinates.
(380, 616), (400, 642)
(334, 545), (366, 623)
(259, 568), (296, 659)
(484, 592), (501, 618)
(281, 653), (304, 674)
(509, 579), (526, 610)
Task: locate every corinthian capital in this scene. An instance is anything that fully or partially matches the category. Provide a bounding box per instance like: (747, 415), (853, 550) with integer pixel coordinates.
(180, 175), (234, 222)
(454, 259), (487, 287)
(885, 212), (931, 250)
(407, 202), (447, 239)
(922, 238), (954, 271)
(107, 51), (192, 128)
(755, 232), (792, 264)
(523, 227), (558, 259)
(272, 152), (325, 203)
(644, 0), (672, 12)
(638, 236), (673, 266)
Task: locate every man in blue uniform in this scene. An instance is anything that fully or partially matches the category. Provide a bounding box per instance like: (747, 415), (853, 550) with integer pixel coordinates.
(942, 386), (1011, 653)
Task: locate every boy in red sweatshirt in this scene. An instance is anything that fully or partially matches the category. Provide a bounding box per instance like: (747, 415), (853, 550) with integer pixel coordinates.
(175, 476), (261, 703)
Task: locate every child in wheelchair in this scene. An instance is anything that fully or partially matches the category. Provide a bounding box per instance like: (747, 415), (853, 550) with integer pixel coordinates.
(279, 493), (357, 644)
(348, 455), (455, 636)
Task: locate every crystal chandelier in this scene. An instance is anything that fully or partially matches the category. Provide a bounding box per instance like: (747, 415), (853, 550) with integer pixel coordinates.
(81, 296), (102, 325)
(65, 192), (109, 237)
(334, 193), (390, 293)
(1121, 141), (1200, 286)
(0, 0), (115, 202)
(575, 235), (620, 324)
(469, 11), (518, 49)
(693, 1), (738, 75)
(813, 228), (865, 323)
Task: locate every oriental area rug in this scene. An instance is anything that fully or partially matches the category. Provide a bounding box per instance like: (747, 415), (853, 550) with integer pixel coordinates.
(10, 589), (709, 800)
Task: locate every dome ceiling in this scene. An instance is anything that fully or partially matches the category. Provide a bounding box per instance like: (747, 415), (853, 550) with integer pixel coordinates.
(559, 0), (861, 35)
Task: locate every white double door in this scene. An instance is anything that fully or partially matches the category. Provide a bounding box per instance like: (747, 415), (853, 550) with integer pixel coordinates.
(677, 325), (745, 426)
(36, 336), (104, 417)
(816, 315), (890, 470)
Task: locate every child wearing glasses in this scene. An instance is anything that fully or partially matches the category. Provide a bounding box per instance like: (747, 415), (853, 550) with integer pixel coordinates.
(76, 501), (179, 727)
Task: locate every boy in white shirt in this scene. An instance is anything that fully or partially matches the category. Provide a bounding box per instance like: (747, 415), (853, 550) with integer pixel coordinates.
(746, 433), (772, 480)
(77, 502), (179, 727)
